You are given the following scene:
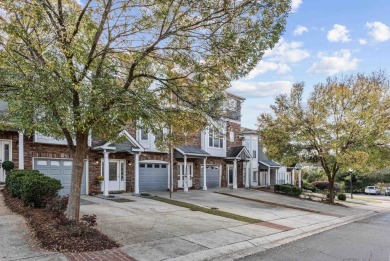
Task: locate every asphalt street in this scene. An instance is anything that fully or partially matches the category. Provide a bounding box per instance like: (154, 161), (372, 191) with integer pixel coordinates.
(239, 211), (390, 261)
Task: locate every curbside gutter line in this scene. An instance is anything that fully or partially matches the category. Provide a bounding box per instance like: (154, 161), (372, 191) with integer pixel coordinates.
(163, 210), (382, 261)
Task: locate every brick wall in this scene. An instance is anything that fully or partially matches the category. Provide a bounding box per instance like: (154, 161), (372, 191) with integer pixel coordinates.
(226, 121), (242, 151)
(0, 131), (19, 169)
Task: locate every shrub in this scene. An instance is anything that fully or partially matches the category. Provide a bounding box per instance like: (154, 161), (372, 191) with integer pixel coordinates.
(20, 175), (62, 207)
(2, 161), (14, 172)
(302, 185), (317, 192)
(81, 214), (97, 227)
(311, 181), (341, 191)
(274, 184), (302, 197)
(46, 195), (69, 216)
(6, 170), (41, 197)
(337, 193), (347, 201)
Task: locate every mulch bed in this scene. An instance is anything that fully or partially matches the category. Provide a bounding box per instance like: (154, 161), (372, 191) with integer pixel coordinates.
(2, 189), (120, 252)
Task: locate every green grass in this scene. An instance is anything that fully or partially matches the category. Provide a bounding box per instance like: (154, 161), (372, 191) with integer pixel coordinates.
(348, 196), (382, 203)
(148, 196), (261, 224)
(343, 201), (366, 205)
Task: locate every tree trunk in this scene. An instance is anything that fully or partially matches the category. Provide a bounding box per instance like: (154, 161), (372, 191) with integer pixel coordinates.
(66, 132), (89, 220)
(328, 177), (335, 203)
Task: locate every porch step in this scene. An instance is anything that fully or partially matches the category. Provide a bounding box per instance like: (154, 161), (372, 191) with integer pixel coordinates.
(109, 190), (124, 194)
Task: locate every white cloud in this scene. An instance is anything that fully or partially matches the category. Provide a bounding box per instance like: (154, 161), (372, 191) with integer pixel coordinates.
(293, 25), (308, 36)
(307, 49), (360, 75)
(359, 38), (368, 45)
(245, 61), (291, 80)
(327, 24), (351, 42)
(291, 0), (303, 13)
(229, 81), (293, 98)
(264, 39), (310, 63)
(244, 39), (309, 79)
(366, 21), (390, 42)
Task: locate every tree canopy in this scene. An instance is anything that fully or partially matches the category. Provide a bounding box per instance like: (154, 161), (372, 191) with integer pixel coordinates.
(258, 72), (390, 202)
(0, 0), (290, 219)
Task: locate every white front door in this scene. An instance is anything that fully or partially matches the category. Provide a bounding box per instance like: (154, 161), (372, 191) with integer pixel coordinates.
(227, 164), (233, 185)
(178, 163), (193, 188)
(0, 140), (12, 182)
(107, 160), (126, 191)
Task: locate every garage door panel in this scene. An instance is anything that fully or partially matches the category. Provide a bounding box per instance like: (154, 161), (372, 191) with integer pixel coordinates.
(34, 159), (86, 196)
(201, 166), (220, 188)
(139, 163), (168, 192)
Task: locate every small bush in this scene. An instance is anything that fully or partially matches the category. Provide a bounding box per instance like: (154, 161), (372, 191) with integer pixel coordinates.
(303, 185), (317, 192)
(311, 181), (341, 191)
(20, 175), (62, 207)
(6, 170), (41, 197)
(274, 184), (302, 197)
(2, 160), (14, 172)
(337, 193), (347, 201)
(81, 214), (97, 227)
(46, 195), (69, 216)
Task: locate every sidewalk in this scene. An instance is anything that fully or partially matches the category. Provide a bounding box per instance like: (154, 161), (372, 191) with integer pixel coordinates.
(0, 185), (66, 261)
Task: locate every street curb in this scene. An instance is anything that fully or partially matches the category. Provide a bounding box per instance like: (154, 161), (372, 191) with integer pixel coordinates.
(165, 211), (381, 261)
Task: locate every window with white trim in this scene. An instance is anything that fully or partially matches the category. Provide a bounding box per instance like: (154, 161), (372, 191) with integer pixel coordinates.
(253, 171), (258, 182)
(208, 128), (224, 148)
(253, 150), (257, 159)
(140, 129), (148, 140)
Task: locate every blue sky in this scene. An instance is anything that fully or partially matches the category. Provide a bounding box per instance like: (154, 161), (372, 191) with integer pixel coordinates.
(228, 0), (390, 130)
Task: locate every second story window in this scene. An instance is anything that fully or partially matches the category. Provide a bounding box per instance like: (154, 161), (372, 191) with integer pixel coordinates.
(140, 129), (148, 140)
(209, 128), (224, 148)
(253, 150), (257, 158)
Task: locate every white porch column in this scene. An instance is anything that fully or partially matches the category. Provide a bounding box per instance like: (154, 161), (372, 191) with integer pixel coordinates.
(245, 162), (250, 188)
(267, 167), (271, 186)
(203, 157), (207, 191)
(134, 153), (140, 194)
(184, 156), (188, 192)
(233, 159), (237, 189)
(18, 131), (24, 169)
(292, 169), (295, 186)
(103, 150), (110, 196)
(298, 168), (302, 188)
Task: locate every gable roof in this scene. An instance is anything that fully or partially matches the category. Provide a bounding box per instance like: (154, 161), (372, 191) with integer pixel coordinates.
(226, 146), (252, 160)
(175, 146), (209, 158)
(92, 130), (144, 153)
(258, 145), (281, 168)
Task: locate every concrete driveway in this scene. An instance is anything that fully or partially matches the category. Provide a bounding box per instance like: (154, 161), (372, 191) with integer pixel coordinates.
(152, 189), (344, 229)
(79, 189), (380, 261)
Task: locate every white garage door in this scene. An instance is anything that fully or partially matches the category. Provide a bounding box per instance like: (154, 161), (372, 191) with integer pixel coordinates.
(139, 163), (168, 192)
(200, 165), (220, 188)
(34, 158), (87, 196)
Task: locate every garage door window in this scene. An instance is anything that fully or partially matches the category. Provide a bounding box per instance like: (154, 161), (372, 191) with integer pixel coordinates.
(51, 161), (60, 166)
(161, 164), (167, 168)
(36, 160), (47, 166)
(63, 161), (72, 167)
(140, 164), (145, 168)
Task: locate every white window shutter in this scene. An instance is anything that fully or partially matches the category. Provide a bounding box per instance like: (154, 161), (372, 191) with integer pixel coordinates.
(229, 131), (234, 142)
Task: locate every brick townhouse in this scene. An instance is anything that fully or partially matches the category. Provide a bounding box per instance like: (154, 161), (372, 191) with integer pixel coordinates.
(0, 93), (266, 196)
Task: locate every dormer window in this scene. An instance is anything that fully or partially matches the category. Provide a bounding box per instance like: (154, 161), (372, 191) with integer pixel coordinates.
(209, 128), (224, 148)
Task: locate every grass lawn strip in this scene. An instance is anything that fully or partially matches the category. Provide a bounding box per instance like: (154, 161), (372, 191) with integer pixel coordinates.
(148, 196), (261, 224)
(215, 191), (347, 217)
(349, 196), (382, 203)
